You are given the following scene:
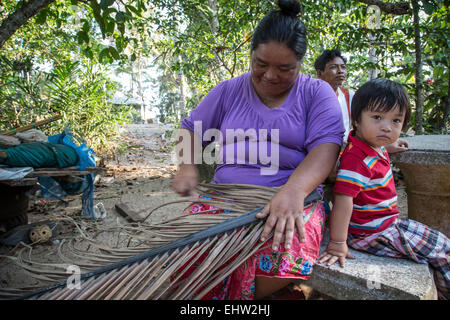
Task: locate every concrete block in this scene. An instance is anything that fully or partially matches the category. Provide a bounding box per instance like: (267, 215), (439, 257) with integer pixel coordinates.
(295, 232), (437, 300)
(390, 135), (450, 236)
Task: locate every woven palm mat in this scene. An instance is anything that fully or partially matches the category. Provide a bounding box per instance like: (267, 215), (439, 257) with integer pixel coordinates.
(0, 183), (321, 300)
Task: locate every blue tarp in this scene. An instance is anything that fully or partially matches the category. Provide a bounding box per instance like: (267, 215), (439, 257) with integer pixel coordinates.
(39, 126), (97, 220)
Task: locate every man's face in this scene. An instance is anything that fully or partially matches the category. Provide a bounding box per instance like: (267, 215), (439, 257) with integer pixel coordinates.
(317, 56), (347, 92)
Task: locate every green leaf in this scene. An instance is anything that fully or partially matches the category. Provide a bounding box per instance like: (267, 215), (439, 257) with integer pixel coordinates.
(99, 48), (110, 63)
(126, 5), (142, 16)
(100, 0), (115, 8)
(82, 21), (90, 33)
(117, 22), (125, 34)
(108, 47), (120, 60)
(77, 30), (90, 44)
(106, 21), (115, 35)
(115, 37), (125, 52)
(421, 1), (436, 15)
(115, 11), (125, 23)
(433, 66), (443, 78)
(90, 1), (106, 37)
(35, 9), (49, 24)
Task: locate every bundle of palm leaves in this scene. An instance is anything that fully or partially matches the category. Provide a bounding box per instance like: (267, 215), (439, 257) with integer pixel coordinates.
(0, 183), (321, 300)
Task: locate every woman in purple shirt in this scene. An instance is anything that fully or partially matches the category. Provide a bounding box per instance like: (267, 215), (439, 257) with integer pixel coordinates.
(172, 0), (344, 299)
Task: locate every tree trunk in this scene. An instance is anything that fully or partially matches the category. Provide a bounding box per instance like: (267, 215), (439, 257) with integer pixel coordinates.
(0, 0), (56, 48)
(445, 68), (450, 132)
(208, 0), (219, 34)
(178, 55), (186, 120)
(412, 0), (423, 134)
(137, 54), (146, 121)
(368, 33), (378, 80)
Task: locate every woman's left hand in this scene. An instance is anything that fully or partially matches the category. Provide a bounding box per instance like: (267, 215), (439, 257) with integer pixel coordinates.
(256, 186), (306, 251)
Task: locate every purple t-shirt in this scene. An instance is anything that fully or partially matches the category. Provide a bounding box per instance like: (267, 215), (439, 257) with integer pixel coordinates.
(181, 72), (344, 187)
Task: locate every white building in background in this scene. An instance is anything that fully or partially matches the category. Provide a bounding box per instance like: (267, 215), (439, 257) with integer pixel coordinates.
(110, 92), (160, 124)
(108, 64), (162, 124)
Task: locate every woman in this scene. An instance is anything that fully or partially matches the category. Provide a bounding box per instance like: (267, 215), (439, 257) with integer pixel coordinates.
(171, 0), (344, 299)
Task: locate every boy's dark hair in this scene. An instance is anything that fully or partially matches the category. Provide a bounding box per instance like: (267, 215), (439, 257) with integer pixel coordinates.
(351, 78), (411, 130)
(314, 49), (347, 71)
(251, 0), (307, 61)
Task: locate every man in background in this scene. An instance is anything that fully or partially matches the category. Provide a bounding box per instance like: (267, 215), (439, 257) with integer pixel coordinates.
(315, 49), (354, 142)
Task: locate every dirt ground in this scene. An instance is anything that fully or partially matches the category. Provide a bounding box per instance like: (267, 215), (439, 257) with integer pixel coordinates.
(0, 124), (188, 290)
(0, 123), (409, 295)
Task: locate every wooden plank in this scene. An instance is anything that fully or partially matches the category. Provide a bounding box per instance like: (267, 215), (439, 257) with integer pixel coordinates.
(0, 178), (38, 187)
(115, 203), (143, 222)
(33, 166), (104, 172)
(25, 166), (106, 178)
(26, 170), (92, 177)
(0, 167), (105, 184)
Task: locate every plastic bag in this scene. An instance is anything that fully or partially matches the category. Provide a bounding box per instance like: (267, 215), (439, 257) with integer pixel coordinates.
(15, 129), (48, 143)
(48, 125), (95, 171)
(0, 135), (20, 148)
(0, 166), (34, 180)
(41, 125), (97, 219)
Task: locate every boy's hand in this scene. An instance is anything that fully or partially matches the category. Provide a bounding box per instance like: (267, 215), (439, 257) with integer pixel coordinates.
(318, 242), (354, 268)
(386, 138), (408, 154)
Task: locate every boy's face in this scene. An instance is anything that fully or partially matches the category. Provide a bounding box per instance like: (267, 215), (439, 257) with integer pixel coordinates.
(354, 106), (405, 151)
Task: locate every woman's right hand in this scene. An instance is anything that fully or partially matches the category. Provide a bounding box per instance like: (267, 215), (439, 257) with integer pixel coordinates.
(171, 163), (200, 197)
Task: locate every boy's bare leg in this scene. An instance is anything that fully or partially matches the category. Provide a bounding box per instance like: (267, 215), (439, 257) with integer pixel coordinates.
(254, 276), (293, 299)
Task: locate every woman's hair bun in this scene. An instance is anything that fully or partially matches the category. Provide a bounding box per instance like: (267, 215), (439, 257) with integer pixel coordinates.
(278, 0), (302, 17)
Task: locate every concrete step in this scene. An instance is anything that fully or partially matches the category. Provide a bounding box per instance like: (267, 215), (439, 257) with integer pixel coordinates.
(295, 231), (437, 300)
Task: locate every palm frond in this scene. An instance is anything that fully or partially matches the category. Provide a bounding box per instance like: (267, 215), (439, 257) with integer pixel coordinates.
(0, 184), (321, 300)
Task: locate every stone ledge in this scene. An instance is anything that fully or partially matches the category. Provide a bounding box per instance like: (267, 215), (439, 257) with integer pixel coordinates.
(295, 232), (437, 300)
(390, 150), (450, 165)
(390, 135), (450, 165)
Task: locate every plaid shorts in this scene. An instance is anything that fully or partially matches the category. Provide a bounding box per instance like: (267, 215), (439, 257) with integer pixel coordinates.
(348, 218), (450, 300)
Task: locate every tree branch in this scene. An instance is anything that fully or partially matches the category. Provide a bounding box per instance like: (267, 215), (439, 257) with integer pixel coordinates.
(357, 0), (411, 15)
(0, 0), (56, 49)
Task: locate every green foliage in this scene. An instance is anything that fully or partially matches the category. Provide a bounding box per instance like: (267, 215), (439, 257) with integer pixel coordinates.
(304, 0), (449, 133)
(0, 0), (138, 154)
(1, 0), (448, 142)
(0, 56), (134, 154)
(145, 0), (448, 133)
(45, 60), (135, 152)
(0, 56), (51, 128)
(147, 0), (273, 119)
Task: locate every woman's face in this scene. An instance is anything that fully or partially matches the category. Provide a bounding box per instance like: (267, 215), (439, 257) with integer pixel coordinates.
(250, 41), (301, 99)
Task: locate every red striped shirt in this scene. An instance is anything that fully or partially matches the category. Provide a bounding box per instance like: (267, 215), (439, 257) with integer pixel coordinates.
(334, 132), (399, 235)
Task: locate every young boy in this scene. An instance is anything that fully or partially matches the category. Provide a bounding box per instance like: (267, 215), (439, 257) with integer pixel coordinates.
(318, 79), (449, 300)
